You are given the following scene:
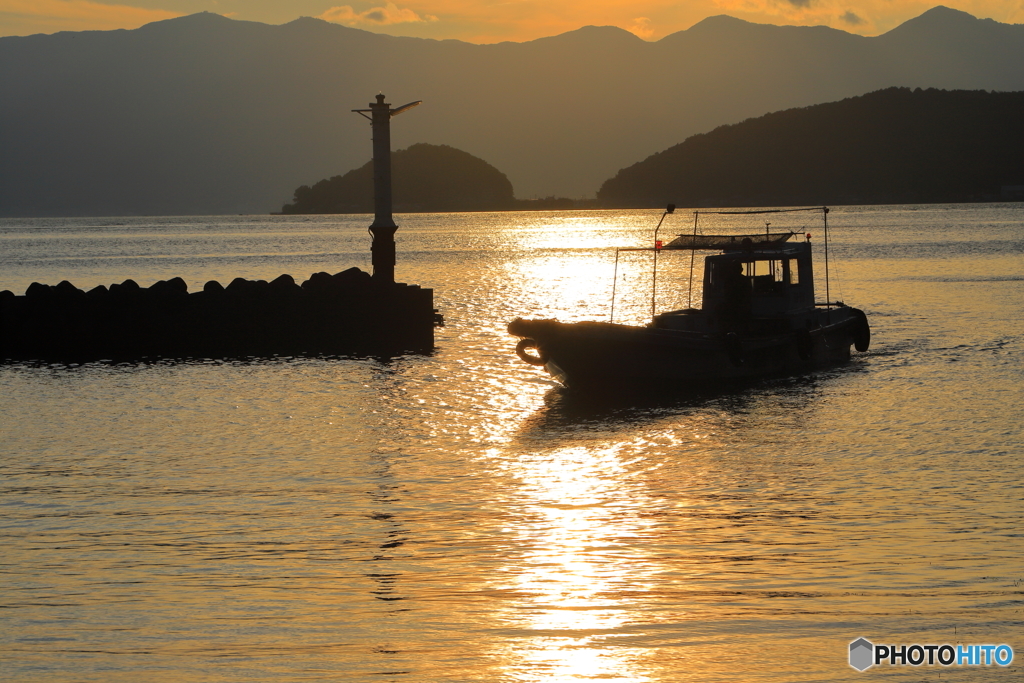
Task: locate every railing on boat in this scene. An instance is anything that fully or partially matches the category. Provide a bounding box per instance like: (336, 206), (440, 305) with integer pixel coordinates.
(609, 206), (833, 323)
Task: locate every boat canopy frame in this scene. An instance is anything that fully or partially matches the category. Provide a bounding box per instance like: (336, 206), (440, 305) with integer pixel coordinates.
(609, 206), (832, 323)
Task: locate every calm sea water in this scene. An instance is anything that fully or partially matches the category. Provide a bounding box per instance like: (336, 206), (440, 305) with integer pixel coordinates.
(1, 205), (1022, 682)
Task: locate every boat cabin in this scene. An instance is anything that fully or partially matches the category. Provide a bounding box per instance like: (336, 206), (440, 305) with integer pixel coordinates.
(651, 238), (818, 334)
(702, 241), (815, 316)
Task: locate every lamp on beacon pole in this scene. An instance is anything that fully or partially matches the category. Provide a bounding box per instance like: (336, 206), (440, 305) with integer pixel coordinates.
(352, 94), (421, 284)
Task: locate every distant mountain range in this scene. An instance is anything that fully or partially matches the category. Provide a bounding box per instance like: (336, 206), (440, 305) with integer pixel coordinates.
(2, 6), (1024, 216)
(598, 87), (1024, 207)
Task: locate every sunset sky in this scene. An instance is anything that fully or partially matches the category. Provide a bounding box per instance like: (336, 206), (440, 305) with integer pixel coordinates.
(0, 0), (1020, 43)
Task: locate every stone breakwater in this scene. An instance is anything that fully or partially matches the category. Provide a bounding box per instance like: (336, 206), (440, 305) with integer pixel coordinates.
(0, 268), (439, 362)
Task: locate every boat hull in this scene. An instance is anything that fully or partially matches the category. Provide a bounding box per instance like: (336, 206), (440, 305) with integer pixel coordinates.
(508, 307), (867, 390)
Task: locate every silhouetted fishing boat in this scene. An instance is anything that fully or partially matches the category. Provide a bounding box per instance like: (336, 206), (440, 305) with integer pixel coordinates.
(508, 205), (870, 390)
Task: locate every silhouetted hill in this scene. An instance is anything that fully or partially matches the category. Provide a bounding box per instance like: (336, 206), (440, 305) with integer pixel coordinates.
(596, 88), (1024, 207)
(2, 7), (1024, 215)
(281, 143), (516, 213)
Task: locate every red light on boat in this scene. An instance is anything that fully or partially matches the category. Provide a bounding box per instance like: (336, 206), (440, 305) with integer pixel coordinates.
(655, 240), (663, 250)
(806, 233), (812, 240)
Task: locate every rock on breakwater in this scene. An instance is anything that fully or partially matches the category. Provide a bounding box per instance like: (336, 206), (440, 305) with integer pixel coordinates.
(0, 268), (440, 362)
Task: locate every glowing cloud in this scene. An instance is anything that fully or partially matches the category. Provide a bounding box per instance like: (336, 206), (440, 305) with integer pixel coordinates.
(628, 16), (654, 38)
(0, 0), (180, 35)
(319, 2), (438, 26)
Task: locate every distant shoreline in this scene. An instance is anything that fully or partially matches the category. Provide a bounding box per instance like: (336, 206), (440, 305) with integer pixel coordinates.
(4, 197), (1022, 221)
(269, 195), (1024, 217)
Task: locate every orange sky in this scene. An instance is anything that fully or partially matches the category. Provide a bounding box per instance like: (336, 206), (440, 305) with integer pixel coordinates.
(0, 0), (1020, 42)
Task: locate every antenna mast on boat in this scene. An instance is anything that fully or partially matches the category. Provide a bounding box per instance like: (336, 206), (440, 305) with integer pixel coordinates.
(686, 211), (699, 308)
(823, 206), (831, 309)
(650, 204), (675, 320)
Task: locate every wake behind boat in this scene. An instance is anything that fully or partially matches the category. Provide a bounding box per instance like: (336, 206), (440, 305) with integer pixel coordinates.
(508, 206), (870, 390)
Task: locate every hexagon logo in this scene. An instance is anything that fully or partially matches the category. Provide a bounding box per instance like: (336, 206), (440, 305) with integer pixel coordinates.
(849, 638), (874, 671)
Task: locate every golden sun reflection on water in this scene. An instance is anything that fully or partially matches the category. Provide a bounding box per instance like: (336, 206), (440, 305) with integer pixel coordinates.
(504, 213), (658, 252)
(507, 250), (707, 327)
(508, 255), (617, 322)
(490, 444), (662, 682)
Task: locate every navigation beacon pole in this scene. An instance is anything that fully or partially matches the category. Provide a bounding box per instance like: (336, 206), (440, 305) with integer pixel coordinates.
(352, 94), (421, 283)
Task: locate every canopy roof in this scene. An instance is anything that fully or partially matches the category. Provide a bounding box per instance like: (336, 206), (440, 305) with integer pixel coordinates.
(664, 231), (795, 251)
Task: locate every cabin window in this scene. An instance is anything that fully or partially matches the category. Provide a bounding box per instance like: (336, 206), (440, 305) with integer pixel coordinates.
(710, 259), (798, 289)
(747, 260), (786, 293)
(758, 258), (801, 286)
(746, 259), (786, 282)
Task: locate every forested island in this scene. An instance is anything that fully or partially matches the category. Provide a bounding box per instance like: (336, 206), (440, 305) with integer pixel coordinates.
(281, 143), (518, 214)
(281, 143), (591, 213)
(597, 88), (1024, 208)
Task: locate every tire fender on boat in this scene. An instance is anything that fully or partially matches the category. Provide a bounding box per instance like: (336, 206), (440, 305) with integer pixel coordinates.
(515, 338), (548, 366)
(851, 308), (871, 352)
